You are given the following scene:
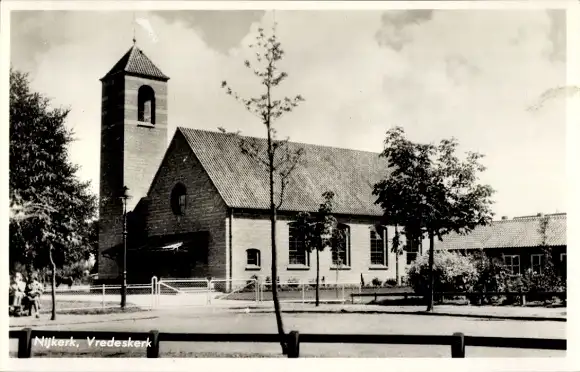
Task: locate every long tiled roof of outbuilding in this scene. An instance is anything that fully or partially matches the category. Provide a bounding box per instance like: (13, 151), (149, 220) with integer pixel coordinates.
(433, 213), (567, 250)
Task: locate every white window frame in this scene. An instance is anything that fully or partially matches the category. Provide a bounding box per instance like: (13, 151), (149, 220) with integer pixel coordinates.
(370, 229), (387, 266)
(246, 248), (261, 268)
(406, 244), (419, 265)
(332, 224), (351, 267)
(288, 224), (309, 266)
(504, 254), (520, 275)
(530, 254), (543, 275)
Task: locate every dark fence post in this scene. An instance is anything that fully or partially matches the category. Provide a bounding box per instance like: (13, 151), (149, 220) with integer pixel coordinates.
(287, 331), (300, 358)
(147, 330), (160, 358)
(18, 328), (33, 358)
(451, 332), (465, 358)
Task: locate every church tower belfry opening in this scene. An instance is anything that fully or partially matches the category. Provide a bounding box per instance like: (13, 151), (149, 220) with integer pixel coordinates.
(98, 44), (170, 281)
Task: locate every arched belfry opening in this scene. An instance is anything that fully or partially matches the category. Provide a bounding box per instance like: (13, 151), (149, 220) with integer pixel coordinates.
(138, 85), (156, 124)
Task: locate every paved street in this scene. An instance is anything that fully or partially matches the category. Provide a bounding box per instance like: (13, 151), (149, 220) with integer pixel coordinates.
(9, 310), (566, 358)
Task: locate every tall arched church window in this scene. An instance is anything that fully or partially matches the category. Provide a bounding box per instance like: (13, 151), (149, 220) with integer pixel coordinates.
(138, 85), (156, 124)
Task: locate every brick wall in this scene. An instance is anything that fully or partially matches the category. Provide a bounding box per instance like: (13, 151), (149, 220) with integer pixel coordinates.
(98, 75), (125, 279)
(230, 211), (404, 284)
(145, 130), (229, 279)
(123, 76), (168, 211)
(98, 74), (169, 280)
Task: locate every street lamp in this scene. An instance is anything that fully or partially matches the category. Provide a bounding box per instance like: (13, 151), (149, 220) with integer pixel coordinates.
(120, 186), (130, 309)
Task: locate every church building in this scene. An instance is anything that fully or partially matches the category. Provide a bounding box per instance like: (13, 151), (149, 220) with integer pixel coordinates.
(97, 44), (405, 286)
(97, 44), (567, 288)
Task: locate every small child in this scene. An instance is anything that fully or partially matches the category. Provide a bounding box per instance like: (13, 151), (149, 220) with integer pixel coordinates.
(26, 274), (43, 318)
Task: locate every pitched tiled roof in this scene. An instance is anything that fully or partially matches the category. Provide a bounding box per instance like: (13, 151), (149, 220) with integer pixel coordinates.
(177, 128), (390, 216)
(434, 213), (566, 250)
(102, 45), (169, 81)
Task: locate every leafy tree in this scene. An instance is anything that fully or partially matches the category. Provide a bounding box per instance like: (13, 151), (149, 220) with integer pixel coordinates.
(294, 191), (344, 306)
(373, 127), (494, 311)
(10, 69), (97, 320)
(221, 24), (304, 353)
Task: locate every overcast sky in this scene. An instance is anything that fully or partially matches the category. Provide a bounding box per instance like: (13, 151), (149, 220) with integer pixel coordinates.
(10, 9), (567, 218)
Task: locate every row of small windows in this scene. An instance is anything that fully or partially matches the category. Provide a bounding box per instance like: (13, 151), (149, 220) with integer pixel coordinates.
(247, 246), (568, 273)
(247, 225), (400, 268)
(504, 253), (567, 276)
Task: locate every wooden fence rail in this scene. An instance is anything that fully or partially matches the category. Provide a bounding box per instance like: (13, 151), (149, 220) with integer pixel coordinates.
(8, 328), (566, 358)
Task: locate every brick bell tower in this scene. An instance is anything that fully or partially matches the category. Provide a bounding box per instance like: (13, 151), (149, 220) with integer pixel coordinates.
(98, 42), (169, 281)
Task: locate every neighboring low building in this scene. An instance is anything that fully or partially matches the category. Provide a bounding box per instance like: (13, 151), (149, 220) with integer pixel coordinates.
(433, 213), (567, 277)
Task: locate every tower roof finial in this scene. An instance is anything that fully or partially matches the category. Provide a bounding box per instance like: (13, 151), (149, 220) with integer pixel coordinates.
(132, 11), (136, 45)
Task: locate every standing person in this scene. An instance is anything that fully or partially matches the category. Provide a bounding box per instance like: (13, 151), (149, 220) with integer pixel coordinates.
(26, 273), (44, 318)
(10, 272), (26, 308)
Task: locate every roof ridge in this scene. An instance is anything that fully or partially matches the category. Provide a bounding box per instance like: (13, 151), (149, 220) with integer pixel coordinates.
(512, 213), (566, 220)
(177, 127), (383, 156)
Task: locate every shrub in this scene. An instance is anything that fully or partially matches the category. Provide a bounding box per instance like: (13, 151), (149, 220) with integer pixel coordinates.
(384, 278), (397, 287)
(264, 276), (272, 290)
(308, 278), (317, 289)
(371, 277), (382, 287)
(471, 253), (511, 291)
(287, 277), (300, 289)
(246, 275), (259, 290)
(407, 250), (479, 296)
(470, 250), (565, 305)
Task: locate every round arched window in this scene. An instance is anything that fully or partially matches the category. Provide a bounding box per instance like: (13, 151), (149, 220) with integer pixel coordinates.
(170, 183), (187, 215)
(138, 85), (156, 124)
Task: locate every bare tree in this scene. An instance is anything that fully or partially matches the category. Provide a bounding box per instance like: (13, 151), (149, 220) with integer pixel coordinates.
(221, 24), (304, 354)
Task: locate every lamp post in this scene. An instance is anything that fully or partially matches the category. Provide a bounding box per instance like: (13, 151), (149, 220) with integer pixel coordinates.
(335, 257), (343, 299)
(120, 186), (130, 309)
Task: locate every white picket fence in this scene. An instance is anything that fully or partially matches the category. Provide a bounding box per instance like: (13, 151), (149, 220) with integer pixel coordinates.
(258, 280), (362, 304)
(151, 277), (260, 308)
(38, 282), (155, 313)
(36, 276), (362, 313)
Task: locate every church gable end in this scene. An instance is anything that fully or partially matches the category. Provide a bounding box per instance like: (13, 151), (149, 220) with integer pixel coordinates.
(145, 130), (229, 278)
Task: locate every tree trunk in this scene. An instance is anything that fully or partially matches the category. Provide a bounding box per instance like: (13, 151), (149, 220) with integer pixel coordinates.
(315, 249), (320, 306)
(270, 205), (285, 353)
(49, 247), (57, 321)
(426, 232), (435, 312)
(267, 126), (286, 355)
